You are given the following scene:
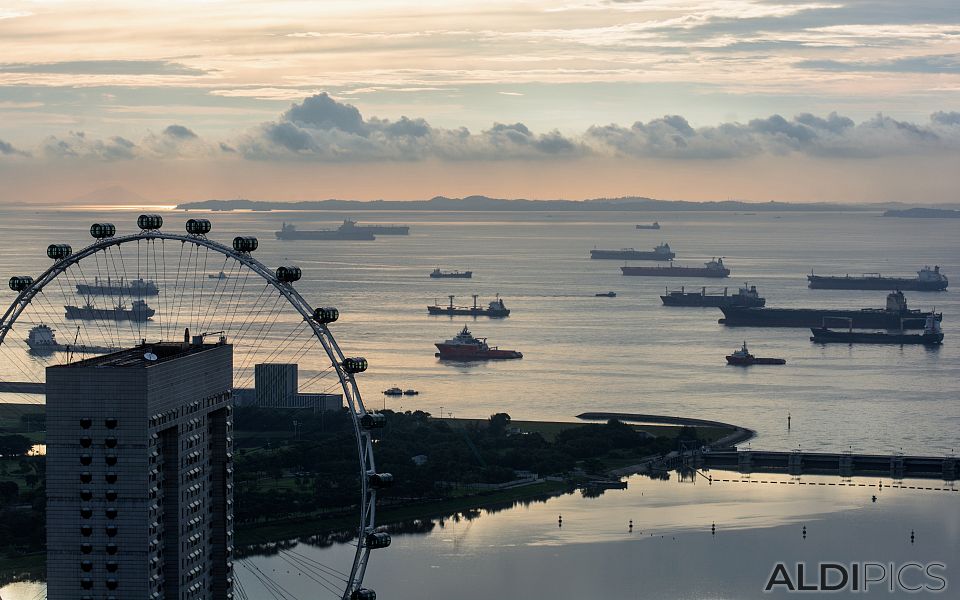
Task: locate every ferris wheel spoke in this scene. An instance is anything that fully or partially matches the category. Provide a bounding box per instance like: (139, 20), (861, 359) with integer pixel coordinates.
(196, 253), (231, 335)
(235, 320), (311, 390)
(68, 260), (119, 350)
(234, 291), (286, 382)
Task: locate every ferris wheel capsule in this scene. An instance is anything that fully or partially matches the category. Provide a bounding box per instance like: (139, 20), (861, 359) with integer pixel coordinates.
(137, 214), (163, 230)
(232, 236), (258, 253)
(47, 244), (72, 260)
(360, 412), (386, 429)
(365, 532), (391, 549)
(89, 223), (116, 239)
(312, 307), (339, 324)
(351, 590), (377, 600)
(275, 266), (302, 283)
(8, 276), (34, 292)
(185, 218), (211, 236)
(342, 357), (368, 374)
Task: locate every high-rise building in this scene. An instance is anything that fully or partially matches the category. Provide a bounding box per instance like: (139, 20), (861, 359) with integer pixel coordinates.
(46, 340), (234, 600)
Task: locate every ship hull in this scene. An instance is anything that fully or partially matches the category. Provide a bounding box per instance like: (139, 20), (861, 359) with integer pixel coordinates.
(434, 343), (522, 360)
(65, 306), (155, 322)
(430, 272), (473, 279)
(276, 231), (375, 240)
(810, 328), (944, 345)
(720, 307), (940, 329)
(356, 225), (409, 235)
(635, 225), (660, 230)
(591, 250), (675, 260)
(28, 343), (118, 355)
(427, 307), (510, 317)
(661, 294), (764, 307)
(808, 275), (947, 291)
(623, 266), (729, 278)
(726, 356), (786, 365)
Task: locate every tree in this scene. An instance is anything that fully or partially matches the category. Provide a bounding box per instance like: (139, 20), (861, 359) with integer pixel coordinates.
(0, 435), (33, 457)
(488, 413), (512, 435)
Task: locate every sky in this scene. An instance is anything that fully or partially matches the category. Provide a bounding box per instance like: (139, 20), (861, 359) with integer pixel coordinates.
(0, 0), (958, 204)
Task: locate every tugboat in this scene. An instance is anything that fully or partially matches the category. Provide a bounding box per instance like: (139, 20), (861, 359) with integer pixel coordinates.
(76, 276), (159, 297)
(429, 268), (473, 279)
(64, 298), (155, 322)
(725, 342), (786, 366)
(810, 315), (944, 345)
(427, 295), (510, 318)
(434, 325), (523, 360)
(622, 258), (730, 278)
(591, 243), (675, 260)
(383, 387), (403, 396)
(208, 271), (229, 280)
(661, 284), (764, 307)
(25, 324), (118, 355)
(635, 222), (661, 230)
(807, 265), (948, 291)
(275, 220), (376, 241)
(719, 291), (941, 329)
(595, 291), (617, 297)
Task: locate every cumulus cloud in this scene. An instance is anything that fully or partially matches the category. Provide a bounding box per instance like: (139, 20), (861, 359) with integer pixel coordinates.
(0, 138), (29, 157)
(238, 93), (584, 161)
(39, 125), (214, 161)
(162, 124), (198, 140)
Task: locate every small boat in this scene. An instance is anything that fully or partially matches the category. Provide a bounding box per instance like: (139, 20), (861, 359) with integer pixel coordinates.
(595, 291), (617, 297)
(725, 341), (786, 366)
(383, 387), (403, 396)
(435, 325), (523, 360)
(430, 268), (473, 279)
(403, 389), (419, 396)
(635, 222), (660, 230)
(208, 271), (229, 280)
(810, 315), (944, 345)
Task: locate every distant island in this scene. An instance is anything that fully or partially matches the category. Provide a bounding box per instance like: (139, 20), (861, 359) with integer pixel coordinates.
(882, 207), (960, 219)
(176, 195), (877, 213)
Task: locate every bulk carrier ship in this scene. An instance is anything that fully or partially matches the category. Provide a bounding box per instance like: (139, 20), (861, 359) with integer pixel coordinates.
(622, 258), (730, 278)
(807, 265), (948, 291)
(719, 291), (941, 329)
(591, 243), (674, 260)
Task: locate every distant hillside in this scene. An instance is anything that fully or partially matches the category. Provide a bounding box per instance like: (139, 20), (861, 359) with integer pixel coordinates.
(70, 185), (147, 206)
(176, 195), (871, 212)
(882, 208), (960, 219)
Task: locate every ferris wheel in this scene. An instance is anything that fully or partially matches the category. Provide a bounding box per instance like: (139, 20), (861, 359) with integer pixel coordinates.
(0, 215), (387, 600)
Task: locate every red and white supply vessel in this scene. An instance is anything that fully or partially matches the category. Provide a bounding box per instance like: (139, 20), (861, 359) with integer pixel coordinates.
(434, 325), (523, 360)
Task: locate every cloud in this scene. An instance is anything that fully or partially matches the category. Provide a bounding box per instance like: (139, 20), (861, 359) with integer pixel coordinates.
(797, 55), (960, 74)
(0, 60), (207, 76)
(238, 93), (584, 161)
(162, 124), (198, 139)
(0, 138), (29, 157)
(41, 132), (138, 160)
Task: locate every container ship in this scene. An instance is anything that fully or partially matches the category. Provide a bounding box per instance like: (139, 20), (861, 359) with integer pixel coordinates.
(719, 291), (941, 329)
(810, 315), (944, 345)
(429, 268), (472, 279)
(661, 284), (764, 307)
(65, 299), (155, 322)
(26, 324), (119, 355)
(76, 276), (159, 297)
(434, 325), (522, 360)
(807, 265), (948, 291)
(622, 258), (729, 278)
(427, 295), (510, 318)
(275, 220), (376, 240)
(591, 243), (674, 260)
(635, 222), (660, 230)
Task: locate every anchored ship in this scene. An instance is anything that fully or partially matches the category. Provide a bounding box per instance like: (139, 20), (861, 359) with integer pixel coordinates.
(810, 315), (944, 345)
(719, 291), (941, 329)
(591, 243), (675, 260)
(725, 341), (786, 366)
(622, 258), (730, 278)
(275, 220), (376, 241)
(25, 324), (118, 355)
(427, 295), (510, 318)
(75, 276), (159, 297)
(434, 325), (522, 360)
(635, 222), (660, 230)
(808, 265), (947, 291)
(354, 223), (409, 235)
(661, 284), (764, 307)
(64, 298), (156, 322)
(430, 268), (473, 279)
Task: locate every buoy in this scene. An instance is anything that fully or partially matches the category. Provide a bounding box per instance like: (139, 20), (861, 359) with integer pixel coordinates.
(871, 495), (877, 502)
(910, 530), (915, 544)
(628, 520), (633, 532)
(711, 522), (716, 536)
(558, 515), (562, 528)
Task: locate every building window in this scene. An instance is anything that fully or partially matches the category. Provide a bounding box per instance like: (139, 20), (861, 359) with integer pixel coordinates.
(80, 543), (93, 554)
(80, 560), (93, 572)
(105, 508), (118, 519)
(105, 454), (118, 466)
(80, 526), (93, 537)
(80, 418), (92, 429)
(105, 418), (118, 429)
(106, 543), (118, 555)
(80, 507), (93, 519)
(105, 472), (118, 484)
(80, 577), (93, 590)
(80, 454), (92, 466)
(80, 436), (92, 448)
(106, 561), (118, 573)
(105, 525), (118, 537)
(106, 490), (118, 501)
(106, 578), (118, 590)
(80, 489), (93, 501)
(80, 472), (92, 484)
(105, 437), (118, 448)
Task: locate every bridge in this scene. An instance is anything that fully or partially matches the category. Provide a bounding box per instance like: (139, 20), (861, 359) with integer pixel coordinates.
(699, 450), (957, 481)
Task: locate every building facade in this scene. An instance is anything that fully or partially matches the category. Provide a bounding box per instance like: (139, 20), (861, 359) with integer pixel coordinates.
(46, 341), (234, 600)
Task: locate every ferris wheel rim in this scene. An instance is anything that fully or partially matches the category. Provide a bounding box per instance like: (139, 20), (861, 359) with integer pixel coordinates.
(0, 225), (379, 599)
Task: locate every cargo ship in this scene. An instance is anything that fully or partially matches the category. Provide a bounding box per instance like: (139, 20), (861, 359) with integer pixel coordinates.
(25, 324), (119, 355)
(65, 299), (155, 322)
(75, 276), (159, 297)
(591, 243), (674, 260)
(725, 341), (786, 365)
(719, 291), (941, 329)
(661, 284), (764, 307)
(810, 315), (944, 345)
(622, 258), (730, 278)
(434, 325), (522, 360)
(427, 295), (510, 318)
(275, 220), (376, 240)
(429, 268), (473, 279)
(636, 222), (660, 230)
(807, 265), (948, 291)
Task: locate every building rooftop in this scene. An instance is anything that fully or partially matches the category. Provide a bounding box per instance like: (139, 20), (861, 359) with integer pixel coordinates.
(53, 339), (229, 369)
